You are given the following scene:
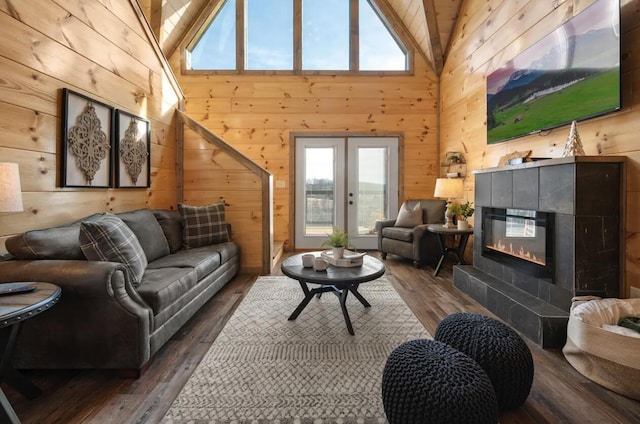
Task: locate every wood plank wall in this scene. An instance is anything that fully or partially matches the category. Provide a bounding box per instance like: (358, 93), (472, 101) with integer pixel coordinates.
(0, 0), (182, 251)
(168, 54), (440, 251)
(440, 0), (640, 295)
(181, 123), (271, 273)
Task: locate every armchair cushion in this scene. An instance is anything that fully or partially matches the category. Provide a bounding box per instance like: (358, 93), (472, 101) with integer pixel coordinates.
(381, 227), (414, 243)
(394, 202), (423, 227)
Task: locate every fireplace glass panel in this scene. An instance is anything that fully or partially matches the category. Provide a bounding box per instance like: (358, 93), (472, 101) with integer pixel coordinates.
(482, 208), (552, 277)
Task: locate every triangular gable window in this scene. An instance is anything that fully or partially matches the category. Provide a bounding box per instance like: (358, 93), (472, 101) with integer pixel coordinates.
(189, 0), (236, 70)
(186, 0), (410, 73)
(359, 0), (407, 70)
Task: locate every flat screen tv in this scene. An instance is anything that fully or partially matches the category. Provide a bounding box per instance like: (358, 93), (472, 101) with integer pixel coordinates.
(486, 0), (620, 144)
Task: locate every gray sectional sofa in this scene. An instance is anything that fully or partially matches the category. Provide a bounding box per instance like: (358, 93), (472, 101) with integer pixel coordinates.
(0, 208), (239, 375)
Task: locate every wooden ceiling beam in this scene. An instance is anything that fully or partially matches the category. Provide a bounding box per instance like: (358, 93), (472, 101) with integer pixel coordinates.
(422, 0), (444, 75)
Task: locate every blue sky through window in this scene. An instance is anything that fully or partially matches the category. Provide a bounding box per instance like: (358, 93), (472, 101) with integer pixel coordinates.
(189, 0), (407, 72)
(359, 0), (406, 70)
(190, 0), (236, 70)
(247, 0), (293, 69)
(302, 0), (350, 70)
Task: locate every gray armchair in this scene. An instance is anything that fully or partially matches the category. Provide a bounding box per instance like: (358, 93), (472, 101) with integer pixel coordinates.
(375, 199), (446, 268)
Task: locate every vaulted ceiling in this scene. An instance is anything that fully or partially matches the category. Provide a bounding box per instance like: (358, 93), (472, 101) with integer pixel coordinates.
(149, 0), (462, 75)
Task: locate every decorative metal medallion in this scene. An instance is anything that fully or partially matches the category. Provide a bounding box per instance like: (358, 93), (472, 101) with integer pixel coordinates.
(67, 103), (110, 185)
(119, 118), (148, 185)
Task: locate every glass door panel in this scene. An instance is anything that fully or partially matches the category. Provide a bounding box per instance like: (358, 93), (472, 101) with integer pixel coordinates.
(295, 138), (345, 248)
(347, 138), (398, 249)
(295, 136), (397, 250)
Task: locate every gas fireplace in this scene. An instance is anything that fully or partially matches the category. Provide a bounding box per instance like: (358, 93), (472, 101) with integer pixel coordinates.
(481, 208), (553, 278)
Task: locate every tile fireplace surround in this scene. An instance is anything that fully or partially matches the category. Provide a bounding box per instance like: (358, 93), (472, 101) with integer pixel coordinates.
(453, 156), (625, 348)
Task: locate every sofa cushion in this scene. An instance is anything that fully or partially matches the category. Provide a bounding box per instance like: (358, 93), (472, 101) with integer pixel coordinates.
(153, 210), (183, 253)
(178, 202), (230, 249)
(395, 202), (423, 227)
(79, 213), (148, 286)
(118, 209), (170, 262)
(137, 267), (199, 314)
(147, 246), (222, 280)
(381, 226), (414, 243)
(5, 213), (101, 260)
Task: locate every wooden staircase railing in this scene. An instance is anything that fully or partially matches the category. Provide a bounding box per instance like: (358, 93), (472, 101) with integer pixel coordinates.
(176, 110), (273, 274)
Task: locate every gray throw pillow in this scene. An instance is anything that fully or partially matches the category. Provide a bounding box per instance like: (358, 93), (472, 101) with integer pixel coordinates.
(394, 202), (423, 227)
(79, 213), (148, 286)
(178, 202), (230, 249)
(118, 209), (170, 262)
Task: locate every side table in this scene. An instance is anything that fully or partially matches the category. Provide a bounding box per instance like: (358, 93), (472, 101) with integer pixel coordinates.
(0, 282), (61, 424)
(426, 224), (474, 276)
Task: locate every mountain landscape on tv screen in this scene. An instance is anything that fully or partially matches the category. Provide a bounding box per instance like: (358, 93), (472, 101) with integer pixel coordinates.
(487, 25), (620, 144)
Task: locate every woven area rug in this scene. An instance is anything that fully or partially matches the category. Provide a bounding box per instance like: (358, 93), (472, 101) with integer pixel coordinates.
(161, 275), (430, 423)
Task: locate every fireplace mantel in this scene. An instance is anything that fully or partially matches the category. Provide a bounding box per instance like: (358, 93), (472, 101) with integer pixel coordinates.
(472, 155), (625, 174)
(453, 156), (625, 348)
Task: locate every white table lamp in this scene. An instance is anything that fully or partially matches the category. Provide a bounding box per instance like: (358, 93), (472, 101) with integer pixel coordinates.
(434, 177), (463, 228)
(0, 162), (24, 213)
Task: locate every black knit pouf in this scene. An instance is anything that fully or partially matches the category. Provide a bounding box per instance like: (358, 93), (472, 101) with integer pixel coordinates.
(434, 313), (534, 411)
(381, 339), (498, 424)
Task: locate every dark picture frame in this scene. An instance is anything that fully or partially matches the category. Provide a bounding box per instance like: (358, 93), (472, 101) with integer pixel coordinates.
(115, 110), (151, 188)
(61, 88), (114, 188)
(486, 0), (620, 144)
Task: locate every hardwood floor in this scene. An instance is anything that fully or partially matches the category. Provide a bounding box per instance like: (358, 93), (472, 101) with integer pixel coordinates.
(5, 253), (640, 423)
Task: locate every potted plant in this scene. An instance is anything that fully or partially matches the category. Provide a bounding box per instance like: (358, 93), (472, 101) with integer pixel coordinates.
(455, 201), (474, 230)
(321, 227), (350, 259)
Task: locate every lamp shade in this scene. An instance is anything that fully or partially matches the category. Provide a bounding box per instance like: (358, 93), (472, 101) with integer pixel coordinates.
(0, 162), (24, 212)
(434, 177), (463, 199)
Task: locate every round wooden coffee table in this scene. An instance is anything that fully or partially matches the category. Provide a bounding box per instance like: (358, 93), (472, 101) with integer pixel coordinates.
(281, 253), (385, 335)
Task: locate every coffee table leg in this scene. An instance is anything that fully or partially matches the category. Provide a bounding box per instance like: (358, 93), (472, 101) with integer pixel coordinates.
(288, 281), (315, 321)
(349, 283), (371, 308)
(339, 289), (355, 335)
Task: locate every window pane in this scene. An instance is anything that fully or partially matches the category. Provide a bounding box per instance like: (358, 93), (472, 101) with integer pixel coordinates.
(304, 148), (335, 235)
(302, 0), (350, 70)
(189, 0), (236, 70)
(357, 148), (387, 235)
(246, 0), (293, 70)
(359, 0), (407, 70)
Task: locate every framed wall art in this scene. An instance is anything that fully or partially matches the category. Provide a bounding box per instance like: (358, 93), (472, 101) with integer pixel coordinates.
(61, 88), (114, 188)
(115, 110), (150, 188)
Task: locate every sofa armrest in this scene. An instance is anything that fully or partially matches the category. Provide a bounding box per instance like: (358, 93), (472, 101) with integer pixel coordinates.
(375, 219), (397, 250)
(0, 259), (154, 370)
(0, 259), (152, 329)
(1, 260), (136, 299)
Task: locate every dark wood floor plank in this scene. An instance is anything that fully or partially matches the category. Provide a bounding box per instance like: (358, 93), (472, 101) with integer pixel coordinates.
(2, 253), (639, 423)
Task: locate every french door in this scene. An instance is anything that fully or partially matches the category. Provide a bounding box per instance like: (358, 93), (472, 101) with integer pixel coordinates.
(294, 136), (399, 250)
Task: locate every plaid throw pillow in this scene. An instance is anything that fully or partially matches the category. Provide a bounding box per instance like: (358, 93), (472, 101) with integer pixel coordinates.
(178, 202), (230, 249)
(79, 213), (148, 286)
